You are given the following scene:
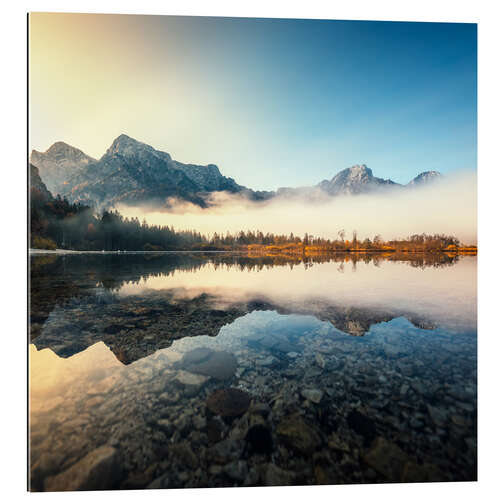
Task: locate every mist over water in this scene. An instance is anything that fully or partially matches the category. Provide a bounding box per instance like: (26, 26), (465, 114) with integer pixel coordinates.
(117, 170), (477, 245)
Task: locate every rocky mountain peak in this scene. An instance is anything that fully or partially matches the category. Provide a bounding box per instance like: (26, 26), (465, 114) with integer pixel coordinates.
(316, 164), (395, 196)
(346, 164), (372, 177)
(105, 134), (172, 161)
(46, 141), (74, 154)
(408, 171), (442, 186)
(29, 142), (96, 195)
(32, 141), (95, 164)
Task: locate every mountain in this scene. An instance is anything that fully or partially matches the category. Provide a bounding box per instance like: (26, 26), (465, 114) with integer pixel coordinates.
(30, 135), (442, 209)
(30, 142), (96, 194)
(407, 170), (442, 186)
(276, 164), (400, 200)
(277, 165), (444, 200)
(29, 163), (53, 203)
(31, 135), (256, 209)
(317, 164), (399, 195)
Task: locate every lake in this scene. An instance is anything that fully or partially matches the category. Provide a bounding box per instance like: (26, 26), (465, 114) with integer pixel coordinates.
(29, 252), (477, 490)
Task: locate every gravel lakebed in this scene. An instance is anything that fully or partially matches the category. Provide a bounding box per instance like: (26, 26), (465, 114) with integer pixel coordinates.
(29, 310), (477, 491)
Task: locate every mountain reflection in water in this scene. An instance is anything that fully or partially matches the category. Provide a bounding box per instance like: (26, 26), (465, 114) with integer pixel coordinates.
(30, 252), (475, 361)
(29, 253), (477, 490)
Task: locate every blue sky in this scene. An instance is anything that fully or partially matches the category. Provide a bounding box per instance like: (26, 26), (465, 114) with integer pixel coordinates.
(31, 15), (477, 189)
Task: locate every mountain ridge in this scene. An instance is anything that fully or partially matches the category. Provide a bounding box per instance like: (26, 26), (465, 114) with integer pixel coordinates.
(30, 135), (443, 209)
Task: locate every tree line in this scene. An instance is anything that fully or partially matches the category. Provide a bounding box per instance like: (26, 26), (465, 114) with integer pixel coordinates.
(30, 189), (470, 253)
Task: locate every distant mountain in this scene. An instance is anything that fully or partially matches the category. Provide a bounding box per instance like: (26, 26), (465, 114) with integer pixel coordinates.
(30, 135), (443, 209)
(317, 164), (399, 195)
(276, 164), (400, 200)
(277, 164), (442, 200)
(30, 142), (96, 194)
(407, 170), (442, 186)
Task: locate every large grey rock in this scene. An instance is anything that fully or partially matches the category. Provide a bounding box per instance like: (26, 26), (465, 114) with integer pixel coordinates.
(44, 446), (121, 491)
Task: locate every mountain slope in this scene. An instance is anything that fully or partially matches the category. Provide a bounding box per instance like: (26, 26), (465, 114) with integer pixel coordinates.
(30, 142), (96, 194)
(29, 163), (53, 203)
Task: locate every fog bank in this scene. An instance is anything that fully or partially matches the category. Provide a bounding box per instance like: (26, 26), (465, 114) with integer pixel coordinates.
(117, 170), (477, 245)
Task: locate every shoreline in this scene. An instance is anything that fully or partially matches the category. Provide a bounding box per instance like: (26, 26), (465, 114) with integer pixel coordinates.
(28, 249), (245, 255)
(29, 248), (477, 256)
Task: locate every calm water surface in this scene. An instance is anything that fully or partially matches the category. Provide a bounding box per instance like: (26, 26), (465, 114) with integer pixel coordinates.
(29, 253), (477, 490)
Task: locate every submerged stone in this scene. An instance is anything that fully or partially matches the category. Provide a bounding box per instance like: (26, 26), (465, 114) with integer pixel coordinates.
(363, 437), (409, 481)
(44, 446), (121, 491)
(223, 460), (248, 481)
(276, 415), (321, 455)
(169, 442), (199, 469)
(401, 461), (442, 482)
(301, 388), (324, 404)
(207, 416), (227, 443)
(263, 463), (296, 486)
(315, 353), (326, 369)
(327, 432), (350, 453)
(175, 370), (210, 388)
(208, 439), (245, 464)
(256, 355), (277, 367)
(206, 388), (251, 418)
(180, 348), (237, 380)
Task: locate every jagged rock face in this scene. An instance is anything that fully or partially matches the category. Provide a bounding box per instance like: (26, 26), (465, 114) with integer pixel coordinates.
(44, 135), (244, 209)
(105, 135), (241, 192)
(318, 164), (399, 196)
(408, 171), (442, 186)
(29, 163), (53, 203)
(30, 142), (96, 195)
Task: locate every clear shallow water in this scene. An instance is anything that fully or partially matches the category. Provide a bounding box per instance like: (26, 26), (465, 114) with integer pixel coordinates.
(29, 253), (477, 490)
